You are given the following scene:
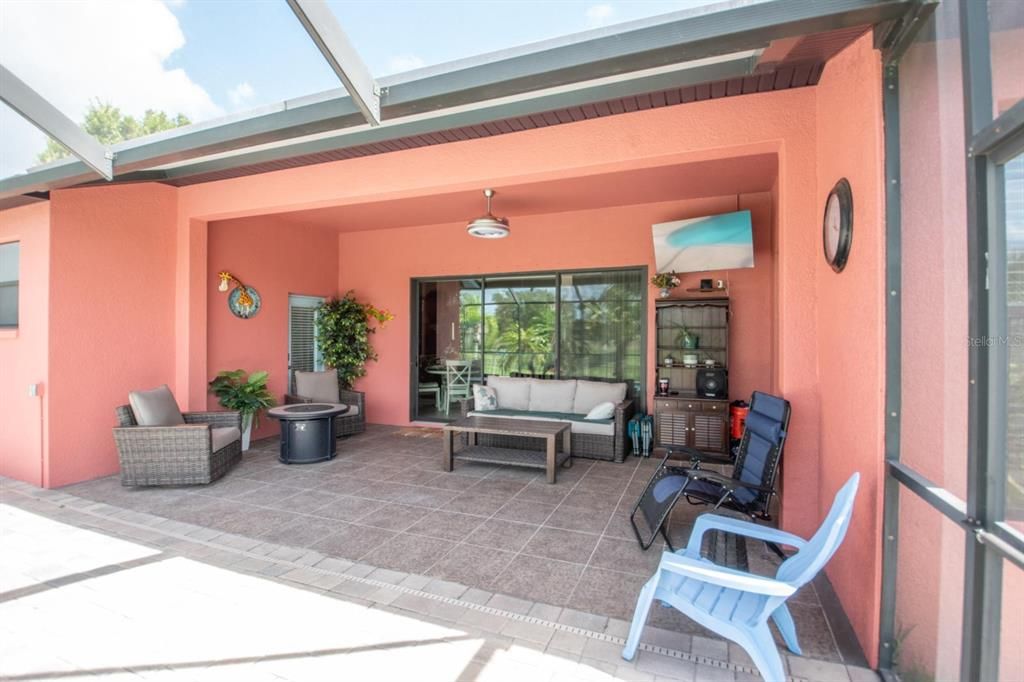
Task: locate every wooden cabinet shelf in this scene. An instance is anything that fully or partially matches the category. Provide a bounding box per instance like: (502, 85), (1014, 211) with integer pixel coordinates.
(654, 299), (729, 455)
(654, 395), (730, 454)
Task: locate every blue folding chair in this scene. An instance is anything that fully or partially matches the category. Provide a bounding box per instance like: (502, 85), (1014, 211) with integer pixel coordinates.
(630, 391), (790, 552)
(622, 473), (860, 682)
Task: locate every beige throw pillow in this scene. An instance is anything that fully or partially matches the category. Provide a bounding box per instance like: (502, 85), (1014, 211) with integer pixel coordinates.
(128, 385), (185, 426)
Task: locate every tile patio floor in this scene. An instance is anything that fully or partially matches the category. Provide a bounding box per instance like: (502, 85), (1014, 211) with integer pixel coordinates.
(4, 424), (873, 681)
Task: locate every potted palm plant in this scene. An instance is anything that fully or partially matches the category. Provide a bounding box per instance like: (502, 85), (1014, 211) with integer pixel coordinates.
(208, 369), (275, 451)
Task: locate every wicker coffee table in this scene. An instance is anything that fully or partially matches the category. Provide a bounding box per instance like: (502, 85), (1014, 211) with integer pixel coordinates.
(442, 416), (572, 484)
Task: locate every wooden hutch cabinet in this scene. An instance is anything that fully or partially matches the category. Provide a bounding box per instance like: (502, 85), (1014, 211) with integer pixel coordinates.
(653, 299), (730, 456)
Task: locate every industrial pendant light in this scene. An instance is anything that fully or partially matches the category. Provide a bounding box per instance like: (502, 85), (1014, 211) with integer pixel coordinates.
(466, 188), (510, 239)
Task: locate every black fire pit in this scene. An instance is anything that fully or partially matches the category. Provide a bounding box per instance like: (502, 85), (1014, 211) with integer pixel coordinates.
(267, 403), (349, 464)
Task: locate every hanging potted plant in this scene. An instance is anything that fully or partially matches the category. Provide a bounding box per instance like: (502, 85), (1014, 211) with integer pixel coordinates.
(650, 272), (681, 299)
(208, 369), (276, 451)
(315, 291), (394, 388)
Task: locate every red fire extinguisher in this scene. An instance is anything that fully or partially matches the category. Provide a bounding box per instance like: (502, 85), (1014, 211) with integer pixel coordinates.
(730, 401), (749, 440)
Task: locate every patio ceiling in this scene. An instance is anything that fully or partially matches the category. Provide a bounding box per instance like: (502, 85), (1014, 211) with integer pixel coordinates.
(250, 153), (778, 233)
(0, 0), (922, 209)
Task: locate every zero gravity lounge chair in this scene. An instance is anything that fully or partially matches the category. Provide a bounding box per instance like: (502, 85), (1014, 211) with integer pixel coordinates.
(629, 391), (791, 552)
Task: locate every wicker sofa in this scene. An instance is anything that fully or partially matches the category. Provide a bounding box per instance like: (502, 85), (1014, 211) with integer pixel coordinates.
(113, 405), (242, 486)
(459, 376), (635, 462)
(284, 370), (366, 437)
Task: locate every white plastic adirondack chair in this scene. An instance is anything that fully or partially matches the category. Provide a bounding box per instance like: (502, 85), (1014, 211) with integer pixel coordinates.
(622, 473), (860, 682)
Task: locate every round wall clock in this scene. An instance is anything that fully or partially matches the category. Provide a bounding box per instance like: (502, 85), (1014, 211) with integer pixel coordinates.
(823, 178), (853, 273)
(228, 285), (261, 318)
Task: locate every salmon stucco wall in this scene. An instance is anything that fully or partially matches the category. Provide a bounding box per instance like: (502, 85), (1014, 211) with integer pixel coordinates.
(813, 34), (887, 661)
(336, 193), (775, 426)
(46, 184), (178, 487)
(0, 202), (50, 487)
(206, 215), (339, 440)
(172, 83), (825, 584)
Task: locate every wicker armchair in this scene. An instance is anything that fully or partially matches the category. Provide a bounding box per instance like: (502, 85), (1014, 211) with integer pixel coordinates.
(284, 388), (365, 436)
(113, 406), (242, 486)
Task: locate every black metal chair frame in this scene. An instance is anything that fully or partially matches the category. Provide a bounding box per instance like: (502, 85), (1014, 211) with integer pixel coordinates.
(629, 392), (791, 554)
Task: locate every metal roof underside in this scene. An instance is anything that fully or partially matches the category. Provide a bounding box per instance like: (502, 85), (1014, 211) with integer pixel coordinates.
(0, 0), (921, 210)
(166, 25), (867, 188)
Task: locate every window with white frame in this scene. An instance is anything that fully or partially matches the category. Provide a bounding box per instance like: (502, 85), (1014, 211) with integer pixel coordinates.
(0, 241), (18, 327)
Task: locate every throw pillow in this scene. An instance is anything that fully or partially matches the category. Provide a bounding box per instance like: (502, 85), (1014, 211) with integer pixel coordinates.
(473, 384), (498, 411)
(295, 370), (340, 403)
(128, 385), (185, 426)
(584, 401), (616, 420)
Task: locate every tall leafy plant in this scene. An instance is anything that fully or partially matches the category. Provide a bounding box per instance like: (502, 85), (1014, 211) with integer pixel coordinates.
(316, 292), (393, 388)
(208, 369), (276, 429)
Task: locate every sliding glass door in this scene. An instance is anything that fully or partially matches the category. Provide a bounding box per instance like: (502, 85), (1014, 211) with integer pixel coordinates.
(411, 268), (645, 421)
(560, 270), (644, 385)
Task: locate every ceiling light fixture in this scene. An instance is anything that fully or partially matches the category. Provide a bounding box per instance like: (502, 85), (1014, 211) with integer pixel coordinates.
(467, 188), (510, 239)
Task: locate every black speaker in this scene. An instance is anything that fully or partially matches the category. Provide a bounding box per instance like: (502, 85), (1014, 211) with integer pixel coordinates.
(696, 368), (728, 398)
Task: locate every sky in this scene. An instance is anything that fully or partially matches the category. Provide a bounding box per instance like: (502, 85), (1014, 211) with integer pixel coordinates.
(0, 0), (729, 180)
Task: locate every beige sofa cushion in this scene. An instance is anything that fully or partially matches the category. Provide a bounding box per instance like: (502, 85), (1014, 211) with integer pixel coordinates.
(572, 380), (627, 415)
(295, 371), (340, 403)
(528, 379), (577, 413)
(128, 385), (185, 426)
(211, 426), (240, 452)
(486, 376), (531, 410)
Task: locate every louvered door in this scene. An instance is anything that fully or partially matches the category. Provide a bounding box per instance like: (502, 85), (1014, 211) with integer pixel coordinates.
(692, 413), (728, 453)
(655, 411), (690, 447)
(288, 295), (325, 392)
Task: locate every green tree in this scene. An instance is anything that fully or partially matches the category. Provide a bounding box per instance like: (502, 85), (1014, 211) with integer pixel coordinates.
(37, 100), (190, 164)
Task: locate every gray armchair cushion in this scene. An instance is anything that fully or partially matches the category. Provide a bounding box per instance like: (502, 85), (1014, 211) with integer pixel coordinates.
(128, 385), (185, 426)
(211, 426), (241, 452)
(295, 371), (340, 403)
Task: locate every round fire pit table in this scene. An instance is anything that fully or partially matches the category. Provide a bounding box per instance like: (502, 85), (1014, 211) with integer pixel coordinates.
(267, 403), (350, 464)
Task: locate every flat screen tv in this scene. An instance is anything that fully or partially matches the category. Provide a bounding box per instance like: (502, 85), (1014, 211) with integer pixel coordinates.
(651, 210), (754, 274)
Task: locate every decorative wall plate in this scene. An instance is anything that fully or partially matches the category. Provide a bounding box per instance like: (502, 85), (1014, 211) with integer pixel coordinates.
(228, 286), (261, 318)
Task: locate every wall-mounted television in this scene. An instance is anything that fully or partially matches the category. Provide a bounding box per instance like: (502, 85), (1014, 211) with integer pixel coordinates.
(651, 210), (754, 274)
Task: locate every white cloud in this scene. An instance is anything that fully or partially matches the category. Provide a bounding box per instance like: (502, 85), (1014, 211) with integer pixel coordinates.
(385, 54), (426, 75)
(0, 0), (222, 178)
(585, 3), (616, 27)
(227, 82), (256, 109)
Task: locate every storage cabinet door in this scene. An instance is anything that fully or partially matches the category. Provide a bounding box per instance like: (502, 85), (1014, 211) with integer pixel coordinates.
(691, 413), (728, 454)
(656, 411), (689, 447)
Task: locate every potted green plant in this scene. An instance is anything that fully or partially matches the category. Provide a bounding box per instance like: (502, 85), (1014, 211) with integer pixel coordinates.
(315, 291), (393, 388)
(650, 271), (681, 299)
(677, 324), (699, 350)
(208, 369), (275, 451)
